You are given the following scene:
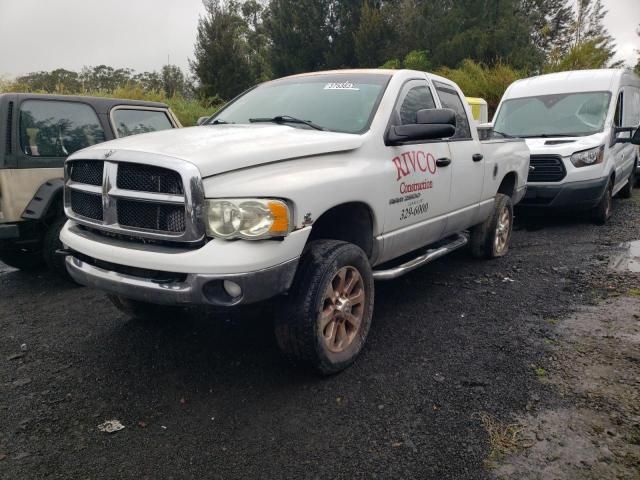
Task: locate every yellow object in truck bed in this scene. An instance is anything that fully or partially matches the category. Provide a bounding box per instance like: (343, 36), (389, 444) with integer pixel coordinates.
(466, 97), (489, 123)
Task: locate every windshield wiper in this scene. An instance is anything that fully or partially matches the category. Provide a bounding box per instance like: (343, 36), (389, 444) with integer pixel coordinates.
(249, 115), (327, 131)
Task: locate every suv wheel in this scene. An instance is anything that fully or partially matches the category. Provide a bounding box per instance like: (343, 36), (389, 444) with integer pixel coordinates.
(592, 179), (613, 225)
(470, 193), (514, 259)
(274, 240), (374, 375)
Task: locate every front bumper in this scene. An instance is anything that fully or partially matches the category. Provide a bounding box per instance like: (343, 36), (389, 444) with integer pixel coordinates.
(65, 254), (299, 307)
(518, 177), (609, 210)
(0, 223), (20, 240)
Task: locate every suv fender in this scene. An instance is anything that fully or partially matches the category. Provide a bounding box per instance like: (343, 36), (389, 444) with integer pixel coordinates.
(21, 178), (64, 220)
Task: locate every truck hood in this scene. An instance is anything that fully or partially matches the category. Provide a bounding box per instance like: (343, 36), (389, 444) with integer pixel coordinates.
(73, 125), (364, 177)
(524, 133), (607, 157)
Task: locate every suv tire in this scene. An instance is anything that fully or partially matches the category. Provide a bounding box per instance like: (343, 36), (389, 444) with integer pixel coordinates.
(470, 193), (514, 259)
(274, 240), (374, 375)
(43, 216), (73, 280)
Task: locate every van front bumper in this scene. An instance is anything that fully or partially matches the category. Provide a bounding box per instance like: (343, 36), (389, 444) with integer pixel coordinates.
(65, 253), (299, 307)
(518, 177), (609, 210)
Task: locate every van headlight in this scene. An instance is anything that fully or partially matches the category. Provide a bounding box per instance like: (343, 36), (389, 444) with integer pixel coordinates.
(204, 199), (291, 240)
(570, 146), (604, 168)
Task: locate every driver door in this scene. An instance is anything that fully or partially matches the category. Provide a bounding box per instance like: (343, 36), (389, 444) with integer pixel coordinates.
(380, 79), (453, 263)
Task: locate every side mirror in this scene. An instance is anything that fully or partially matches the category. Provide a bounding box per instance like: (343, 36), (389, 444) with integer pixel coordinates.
(477, 122), (494, 141)
(386, 108), (456, 145)
(197, 116), (210, 126)
(632, 127), (640, 146)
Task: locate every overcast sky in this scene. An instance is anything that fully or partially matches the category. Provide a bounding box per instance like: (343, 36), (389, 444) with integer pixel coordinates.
(0, 0), (638, 78)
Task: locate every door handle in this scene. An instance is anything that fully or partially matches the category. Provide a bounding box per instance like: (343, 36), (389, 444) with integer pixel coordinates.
(436, 157), (452, 167)
(473, 153), (484, 162)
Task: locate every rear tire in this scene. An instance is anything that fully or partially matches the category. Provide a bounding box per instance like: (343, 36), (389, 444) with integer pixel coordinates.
(274, 240), (374, 375)
(470, 193), (514, 259)
(108, 295), (186, 321)
(591, 179), (613, 225)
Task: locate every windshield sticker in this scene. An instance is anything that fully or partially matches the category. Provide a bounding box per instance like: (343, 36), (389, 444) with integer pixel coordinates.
(324, 81), (360, 91)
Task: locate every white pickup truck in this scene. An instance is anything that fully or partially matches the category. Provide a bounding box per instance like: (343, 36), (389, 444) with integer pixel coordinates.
(60, 69), (530, 373)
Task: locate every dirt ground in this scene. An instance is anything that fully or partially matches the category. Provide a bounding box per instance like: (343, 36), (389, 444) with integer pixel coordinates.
(1, 193), (640, 479)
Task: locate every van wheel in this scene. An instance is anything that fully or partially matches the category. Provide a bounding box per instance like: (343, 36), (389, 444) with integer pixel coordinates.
(43, 216), (73, 280)
(107, 295), (186, 320)
(592, 180), (613, 225)
(470, 193), (514, 259)
(618, 166), (635, 199)
(274, 240), (374, 375)
(0, 247), (43, 271)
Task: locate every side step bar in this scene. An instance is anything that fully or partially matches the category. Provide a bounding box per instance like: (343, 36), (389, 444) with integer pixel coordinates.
(372, 233), (469, 281)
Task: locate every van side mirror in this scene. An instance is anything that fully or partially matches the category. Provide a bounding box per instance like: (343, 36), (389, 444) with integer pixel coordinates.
(197, 116), (210, 126)
(632, 127), (640, 146)
(614, 126), (637, 144)
(386, 108), (456, 145)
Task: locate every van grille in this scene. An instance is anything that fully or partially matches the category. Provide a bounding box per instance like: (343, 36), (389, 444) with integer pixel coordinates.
(528, 155), (566, 183)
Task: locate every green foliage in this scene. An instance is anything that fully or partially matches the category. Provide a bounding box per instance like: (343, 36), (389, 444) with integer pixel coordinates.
(544, 39), (612, 73)
(380, 59), (402, 70)
(436, 60), (524, 112)
(402, 50), (431, 72)
(354, 2), (387, 68)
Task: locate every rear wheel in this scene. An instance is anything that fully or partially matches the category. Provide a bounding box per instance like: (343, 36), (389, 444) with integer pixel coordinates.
(591, 179), (613, 225)
(470, 193), (514, 259)
(107, 295), (186, 321)
(274, 240), (374, 375)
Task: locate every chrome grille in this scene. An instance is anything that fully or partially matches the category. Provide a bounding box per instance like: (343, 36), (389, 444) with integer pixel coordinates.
(69, 160), (104, 186)
(528, 155), (567, 183)
(117, 163), (183, 195)
(118, 199), (186, 233)
(64, 156), (205, 243)
(70, 190), (103, 221)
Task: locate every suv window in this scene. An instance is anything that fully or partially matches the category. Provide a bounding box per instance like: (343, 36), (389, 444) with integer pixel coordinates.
(112, 108), (173, 138)
(433, 81), (472, 140)
(19, 100), (105, 157)
(396, 83), (436, 125)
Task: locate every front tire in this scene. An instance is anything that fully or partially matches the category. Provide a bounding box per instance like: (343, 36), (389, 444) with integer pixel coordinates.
(470, 193), (514, 259)
(274, 240), (374, 375)
(591, 179), (613, 225)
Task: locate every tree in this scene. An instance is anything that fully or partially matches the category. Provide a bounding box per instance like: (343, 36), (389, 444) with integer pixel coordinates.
(161, 64), (186, 97)
(570, 0), (618, 66)
(191, 0), (254, 100)
(635, 24), (640, 75)
(264, 0), (331, 76)
(353, 1), (387, 67)
(544, 39), (611, 72)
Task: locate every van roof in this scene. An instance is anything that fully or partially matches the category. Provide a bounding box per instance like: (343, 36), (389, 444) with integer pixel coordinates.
(505, 69), (640, 98)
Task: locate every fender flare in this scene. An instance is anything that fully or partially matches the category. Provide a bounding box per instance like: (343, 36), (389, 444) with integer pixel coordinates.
(21, 178), (65, 220)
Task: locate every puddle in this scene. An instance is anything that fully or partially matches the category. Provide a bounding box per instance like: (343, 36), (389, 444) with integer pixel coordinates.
(609, 240), (640, 273)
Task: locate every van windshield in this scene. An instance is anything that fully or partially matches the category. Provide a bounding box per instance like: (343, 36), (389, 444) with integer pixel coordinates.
(208, 73), (392, 134)
(493, 91), (611, 138)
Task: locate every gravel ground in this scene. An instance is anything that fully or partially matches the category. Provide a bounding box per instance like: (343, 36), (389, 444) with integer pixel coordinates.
(1, 194), (639, 480)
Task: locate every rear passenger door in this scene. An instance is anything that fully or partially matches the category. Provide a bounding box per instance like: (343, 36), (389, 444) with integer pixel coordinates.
(433, 80), (485, 234)
(110, 107), (176, 138)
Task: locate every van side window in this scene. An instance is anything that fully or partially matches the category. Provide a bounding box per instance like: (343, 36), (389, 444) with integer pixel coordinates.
(433, 81), (472, 140)
(19, 100), (105, 157)
(613, 92), (623, 128)
(395, 83), (436, 125)
(112, 108), (173, 138)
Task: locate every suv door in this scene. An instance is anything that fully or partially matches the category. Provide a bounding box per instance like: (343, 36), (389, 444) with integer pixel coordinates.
(433, 80), (485, 234)
(380, 79), (453, 262)
(110, 106), (177, 138)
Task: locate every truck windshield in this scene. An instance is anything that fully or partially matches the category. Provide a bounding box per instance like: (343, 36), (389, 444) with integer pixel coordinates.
(493, 91), (612, 138)
(209, 73), (392, 134)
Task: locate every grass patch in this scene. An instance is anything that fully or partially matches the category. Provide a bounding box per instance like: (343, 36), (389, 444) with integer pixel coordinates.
(628, 289), (640, 298)
(478, 412), (533, 465)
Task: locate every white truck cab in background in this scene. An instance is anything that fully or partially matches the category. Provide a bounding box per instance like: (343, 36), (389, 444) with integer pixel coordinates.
(492, 69), (640, 224)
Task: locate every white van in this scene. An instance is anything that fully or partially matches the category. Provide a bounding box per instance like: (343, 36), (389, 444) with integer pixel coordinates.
(491, 69), (640, 224)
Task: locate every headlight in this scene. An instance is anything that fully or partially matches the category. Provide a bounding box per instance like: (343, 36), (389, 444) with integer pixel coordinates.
(204, 199), (291, 240)
(570, 146), (604, 168)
